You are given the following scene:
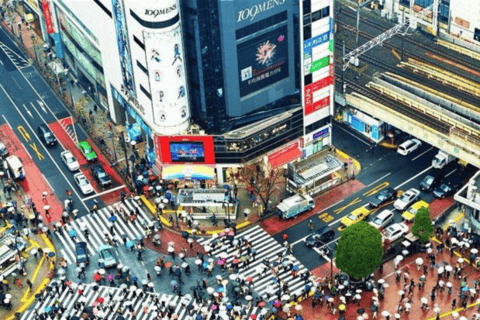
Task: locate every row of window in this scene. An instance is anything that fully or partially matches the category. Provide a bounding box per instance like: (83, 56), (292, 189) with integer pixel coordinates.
(303, 6), (330, 40)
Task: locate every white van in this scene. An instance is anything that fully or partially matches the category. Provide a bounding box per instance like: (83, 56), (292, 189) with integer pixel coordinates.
(6, 155), (24, 179)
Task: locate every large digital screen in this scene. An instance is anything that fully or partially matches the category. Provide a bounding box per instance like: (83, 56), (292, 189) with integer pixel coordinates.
(237, 25), (289, 97)
(169, 142), (205, 163)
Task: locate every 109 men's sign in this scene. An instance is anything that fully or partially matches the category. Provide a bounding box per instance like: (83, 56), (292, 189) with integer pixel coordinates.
(237, 0), (286, 22)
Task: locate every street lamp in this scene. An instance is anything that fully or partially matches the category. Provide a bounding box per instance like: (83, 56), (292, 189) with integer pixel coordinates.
(119, 133), (132, 184)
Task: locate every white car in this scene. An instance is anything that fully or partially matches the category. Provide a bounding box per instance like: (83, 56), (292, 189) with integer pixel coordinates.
(369, 209), (394, 229)
(397, 139), (422, 156)
(61, 151), (80, 171)
(383, 223), (409, 243)
(74, 173), (94, 195)
(394, 188), (421, 211)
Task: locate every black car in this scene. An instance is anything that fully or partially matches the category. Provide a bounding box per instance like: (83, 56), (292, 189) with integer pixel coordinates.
(305, 227), (335, 247)
(369, 187), (397, 208)
(420, 171), (443, 192)
(433, 178), (460, 199)
(37, 124), (57, 146)
(75, 242), (89, 266)
(91, 165), (112, 187)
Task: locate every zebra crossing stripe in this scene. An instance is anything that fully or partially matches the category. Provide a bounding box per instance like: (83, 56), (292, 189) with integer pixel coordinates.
(197, 225), (310, 299)
(21, 284), (258, 320)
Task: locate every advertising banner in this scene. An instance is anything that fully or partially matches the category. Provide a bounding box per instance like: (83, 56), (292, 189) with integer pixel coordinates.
(304, 75), (333, 114)
(41, 0), (54, 34)
(154, 135), (216, 164)
(238, 25), (289, 97)
(303, 31), (330, 75)
(310, 56), (329, 73)
(112, 0), (135, 97)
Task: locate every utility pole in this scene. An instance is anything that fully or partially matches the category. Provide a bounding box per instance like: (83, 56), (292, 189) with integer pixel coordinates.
(119, 133), (131, 184)
(342, 40), (346, 93)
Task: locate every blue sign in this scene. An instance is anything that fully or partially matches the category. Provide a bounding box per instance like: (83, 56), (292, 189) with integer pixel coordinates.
(112, 0), (135, 97)
(53, 33), (64, 59)
(313, 128), (329, 140)
(303, 31), (330, 52)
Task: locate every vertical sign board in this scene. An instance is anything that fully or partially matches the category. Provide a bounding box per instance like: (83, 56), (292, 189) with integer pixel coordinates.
(112, 0), (135, 97)
(303, 31), (330, 76)
(41, 0), (54, 34)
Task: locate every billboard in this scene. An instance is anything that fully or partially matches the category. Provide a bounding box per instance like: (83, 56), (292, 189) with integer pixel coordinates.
(238, 25), (289, 97)
(170, 142), (205, 163)
(155, 135), (215, 164)
(112, 0), (135, 97)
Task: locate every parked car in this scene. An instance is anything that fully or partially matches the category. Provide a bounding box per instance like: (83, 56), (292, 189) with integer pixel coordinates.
(305, 227), (335, 247)
(369, 209), (394, 229)
(419, 171), (443, 192)
(0, 141), (8, 157)
(61, 150), (80, 171)
(340, 207), (371, 229)
(91, 165), (112, 187)
(74, 172), (94, 195)
(98, 245), (118, 268)
(394, 188), (420, 211)
(402, 200), (429, 222)
(37, 124), (57, 147)
(433, 178), (460, 199)
(369, 188), (397, 208)
(78, 141), (97, 161)
(75, 242), (89, 266)
(383, 223), (409, 243)
(397, 139), (422, 156)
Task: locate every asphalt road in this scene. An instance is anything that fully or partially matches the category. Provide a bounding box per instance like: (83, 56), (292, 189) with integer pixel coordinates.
(0, 27), (111, 216)
(278, 123), (473, 270)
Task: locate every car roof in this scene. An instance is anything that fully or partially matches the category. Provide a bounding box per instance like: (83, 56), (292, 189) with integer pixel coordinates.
(74, 173), (86, 178)
(93, 165), (103, 170)
(377, 210), (393, 218)
(98, 244), (112, 251)
(76, 241), (87, 248)
(79, 141), (90, 147)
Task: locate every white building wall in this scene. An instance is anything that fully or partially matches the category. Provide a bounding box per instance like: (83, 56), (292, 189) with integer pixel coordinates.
(449, 0), (480, 43)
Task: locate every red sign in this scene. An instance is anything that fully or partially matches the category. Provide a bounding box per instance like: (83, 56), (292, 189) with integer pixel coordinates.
(304, 76), (333, 116)
(42, 0), (54, 34)
(154, 135), (216, 165)
(268, 141), (301, 169)
(455, 17), (470, 29)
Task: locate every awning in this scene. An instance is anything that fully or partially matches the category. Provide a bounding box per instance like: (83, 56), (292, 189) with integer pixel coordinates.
(162, 165), (215, 180)
(268, 142), (302, 169)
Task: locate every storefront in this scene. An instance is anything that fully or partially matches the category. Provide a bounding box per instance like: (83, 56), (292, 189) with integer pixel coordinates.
(301, 125), (331, 158)
(22, 0), (43, 36)
(343, 108), (386, 143)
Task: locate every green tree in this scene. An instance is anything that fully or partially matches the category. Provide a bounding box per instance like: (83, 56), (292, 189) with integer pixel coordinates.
(412, 206), (434, 243)
(335, 221), (383, 279)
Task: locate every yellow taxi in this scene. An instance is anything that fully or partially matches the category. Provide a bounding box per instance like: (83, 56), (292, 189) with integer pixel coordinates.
(402, 200), (429, 222)
(340, 207), (371, 229)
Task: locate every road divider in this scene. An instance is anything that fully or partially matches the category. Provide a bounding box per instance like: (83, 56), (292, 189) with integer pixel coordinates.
(333, 197), (362, 214)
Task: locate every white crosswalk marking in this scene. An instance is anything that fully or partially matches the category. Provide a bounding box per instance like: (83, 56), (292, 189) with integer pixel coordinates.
(54, 199), (153, 265)
(20, 283), (258, 320)
(197, 225), (311, 300)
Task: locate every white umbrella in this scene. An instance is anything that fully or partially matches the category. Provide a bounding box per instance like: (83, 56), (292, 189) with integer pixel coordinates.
(427, 248), (433, 253)
(219, 252), (228, 259)
(459, 317), (468, 320)
(421, 297), (428, 304)
(438, 267), (444, 274)
(434, 306), (440, 313)
(401, 250), (409, 256)
(464, 242), (471, 248)
(447, 282), (453, 287)
(398, 290), (404, 295)
(338, 285), (345, 289)
(470, 288), (476, 294)
(282, 305), (290, 313)
(205, 245), (212, 252)
(378, 279), (385, 284)
(415, 258), (424, 265)
(245, 295), (253, 301)
(207, 287), (214, 294)
(295, 305), (302, 311)
(452, 311), (459, 318)
(212, 233), (219, 238)
(328, 297), (334, 302)
(451, 238), (458, 244)
(458, 258), (464, 263)
(404, 303), (411, 309)
(445, 265), (453, 272)
(382, 311), (390, 317)
(356, 289), (362, 294)
(187, 238), (194, 243)
(472, 248), (479, 254)
(281, 294), (290, 301)
(229, 274), (237, 280)
(382, 283), (389, 288)
(395, 255), (403, 261)
(195, 259), (202, 265)
(355, 294), (361, 300)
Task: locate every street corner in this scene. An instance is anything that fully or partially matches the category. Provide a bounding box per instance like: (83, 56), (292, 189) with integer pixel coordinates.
(334, 147), (361, 173)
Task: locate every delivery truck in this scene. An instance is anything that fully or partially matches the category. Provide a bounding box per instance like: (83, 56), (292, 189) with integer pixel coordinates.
(277, 194), (315, 219)
(432, 151), (456, 169)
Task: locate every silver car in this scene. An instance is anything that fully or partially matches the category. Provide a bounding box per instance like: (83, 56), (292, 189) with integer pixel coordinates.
(74, 173), (94, 195)
(394, 188), (420, 211)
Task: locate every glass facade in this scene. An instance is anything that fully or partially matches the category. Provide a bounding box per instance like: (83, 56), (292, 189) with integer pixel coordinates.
(181, 0), (302, 135)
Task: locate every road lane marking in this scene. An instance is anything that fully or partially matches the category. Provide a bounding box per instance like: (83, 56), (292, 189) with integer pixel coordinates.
(363, 181), (389, 197)
(445, 168), (457, 177)
(335, 124), (371, 146)
(0, 84), (90, 212)
(394, 165), (433, 190)
(17, 125), (31, 141)
(412, 146), (433, 161)
(366, 172), (392, 188)
(23, 104), (32, 118)
(333, 197), (362, 214)
(29, 142), (45, 160)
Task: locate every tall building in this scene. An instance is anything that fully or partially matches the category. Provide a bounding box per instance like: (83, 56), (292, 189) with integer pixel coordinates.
(26, 0), (335, 183)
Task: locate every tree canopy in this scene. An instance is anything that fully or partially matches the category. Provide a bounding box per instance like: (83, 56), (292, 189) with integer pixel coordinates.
(412, 206), (434, 243)
(335, 221), (383, 279)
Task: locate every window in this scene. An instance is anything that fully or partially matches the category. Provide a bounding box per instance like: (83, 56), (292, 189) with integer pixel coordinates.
(303, 0), (311, 14)
(311, 6), (330, 23)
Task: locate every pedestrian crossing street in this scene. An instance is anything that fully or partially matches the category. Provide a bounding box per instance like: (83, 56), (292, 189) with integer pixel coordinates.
(197, 225), (311, 300)
(56, 199), (153, 265)
(21, 282), (261, 320)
